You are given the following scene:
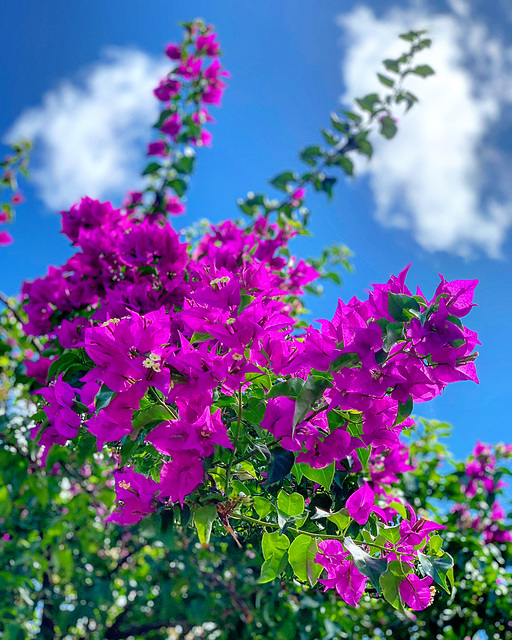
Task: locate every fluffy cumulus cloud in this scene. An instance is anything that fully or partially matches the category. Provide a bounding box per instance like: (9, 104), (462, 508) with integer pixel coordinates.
(337, 2), (512, 257)
(6, 48), (167, 211)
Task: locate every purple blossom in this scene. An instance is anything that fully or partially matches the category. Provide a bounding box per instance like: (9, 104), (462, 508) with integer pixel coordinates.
(399, 574), (434, 610)
(316, 540), (367, 607)
(159, 453), (205, 506)
(106, 467), (159, 525)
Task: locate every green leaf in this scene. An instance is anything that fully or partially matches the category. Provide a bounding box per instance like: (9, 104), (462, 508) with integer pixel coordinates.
(259, 531), (290, 583)
(428, 534), (443, 555)
(194, 504), (218, 545)
(330, 112), (350, 133)
(238, 293), (255, 315)
(395, 396), (413, 425)
(378, 525), (401, 545)
(243, 397), (266, 424)
(298, 462), (335, 490)
(153, 108), (175, 129)
(383, 321), (404, 352)
(267, 378), (304, 400)
(344, 537), (388, 595)
(388, 292), (421, 322)
(383, 58), (400, 73)
(399, 31), (417, 42)
(321, 129), (339, 146)
(277, 491), (305, 517)
(396, 91), (418, 111)
(329, 352), (360, 372)
(142, 161), (161, 176)
(245, 370), (272, 391)
(356, 139), (373, 158)
(132, 404), (169, 431)
(319, 176), (337, 199)
(253, 496), (273, 519)
(136, 265), (158, 277)
(95, 385), (116, 413)
(377, 73), (394, 88)
(332, 155), (354, 176)
(270, 171), (297, 191)
(410, 64), (435, 78)
(47, 352), (84, 382)
(379, 116), (397, 140)
(288, 534), (323, 586)
(343, 110), (362, 125)
(174, 156), (195, 175)
(356, 446), (371, 473)
(0, 485), (12, 518)
(387, 501), (408, 521)
(262, 530), (290, 558)
(379, 560), (412, 610)
(356, 93), (380, 113)
(265, 448), (295, 486)
(167, 178), (187, 197)
(327, 510), (350, 531)
(293, 376), (331, 428)
(120, 437), (140, 465)
(417, 551), (454, 594)
(190, 331), (211, 343)
(300, 145), (323, 167)
(291, 463), (303, 483)
(323, 271), (342, 285)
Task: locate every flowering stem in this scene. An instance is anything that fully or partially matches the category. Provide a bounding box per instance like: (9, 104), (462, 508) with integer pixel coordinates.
(232, 513), (412, 556)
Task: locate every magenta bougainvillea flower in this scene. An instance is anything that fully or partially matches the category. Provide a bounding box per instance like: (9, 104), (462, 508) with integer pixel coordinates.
(316, 540), (367, 606)
(399, 574), (434, 610)
(106, 467), (159, 525)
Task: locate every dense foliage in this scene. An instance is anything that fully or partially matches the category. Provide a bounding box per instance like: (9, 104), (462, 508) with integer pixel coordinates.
(0, 19), (510, 640)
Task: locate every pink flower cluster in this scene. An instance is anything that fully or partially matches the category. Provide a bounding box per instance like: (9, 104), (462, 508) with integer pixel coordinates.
(22, 198), (188, 337)
(259, 268), (479, 469)
(451, 441), (512, 544)
(315, 483), (442, 610)
(28, 197), (479, 537)
(0, 207), (13, 246)
(133, 24), (229, 218)
(155, 26), (228, 144)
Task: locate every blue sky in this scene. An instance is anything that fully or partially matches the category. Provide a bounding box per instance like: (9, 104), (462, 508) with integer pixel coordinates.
(1, 0), (511, 458)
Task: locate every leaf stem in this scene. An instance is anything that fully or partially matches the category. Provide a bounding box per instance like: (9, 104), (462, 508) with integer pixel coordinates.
(232, 513), (412, 555)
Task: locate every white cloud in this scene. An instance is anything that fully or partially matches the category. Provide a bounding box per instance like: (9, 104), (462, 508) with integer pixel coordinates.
(337, 4), (512, 257)
(446, 0), (470, 18)
(6, 48), (167, 211)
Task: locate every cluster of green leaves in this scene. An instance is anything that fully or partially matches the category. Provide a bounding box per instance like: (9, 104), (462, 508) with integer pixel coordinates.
(0, 140), (30, 222)
(0, 299), (45, 401)
(2, 410), (510, 640)
(237, 30), (434, 229)
(342, 420), (512, 640)
(305, 243), (354, 296)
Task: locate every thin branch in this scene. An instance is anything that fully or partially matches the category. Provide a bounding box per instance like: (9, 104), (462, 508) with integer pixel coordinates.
(0, 291), (43, 355)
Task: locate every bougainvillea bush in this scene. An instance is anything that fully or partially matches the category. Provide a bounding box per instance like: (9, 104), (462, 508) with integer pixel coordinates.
(1, 19), (510, 639)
